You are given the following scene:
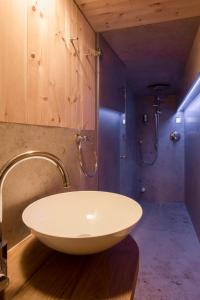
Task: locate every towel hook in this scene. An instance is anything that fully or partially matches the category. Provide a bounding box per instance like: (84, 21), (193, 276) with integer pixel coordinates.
(75, 134), (98, 178)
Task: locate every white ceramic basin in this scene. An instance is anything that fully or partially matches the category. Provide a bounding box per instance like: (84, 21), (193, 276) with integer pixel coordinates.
(22, 191), (142, 255)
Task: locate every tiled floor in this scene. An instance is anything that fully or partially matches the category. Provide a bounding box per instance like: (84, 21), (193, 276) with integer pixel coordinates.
(131, 201), (200, 300)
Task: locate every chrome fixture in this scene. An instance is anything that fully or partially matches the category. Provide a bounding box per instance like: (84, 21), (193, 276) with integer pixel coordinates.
(140, 187), (146, 193)
(119, 86), (128, 160)
(170, 131), (181, 142)
(142, 113), (148, 125)
(139, 95), (162, 166)
(75, 134), (98, 178)
(120, 155), (127, 159)
(139, 84), (170, 166)
(0, 151), (70, 291)
(76, 134), (89, 144)
(147, 83), (170, 94)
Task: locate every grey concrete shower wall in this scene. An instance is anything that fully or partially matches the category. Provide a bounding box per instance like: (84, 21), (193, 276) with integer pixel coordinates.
(120, 87), (138, 198)
(0, 122), (97, 248)
(184, 98), (200, 240)
(98, 36), (125, 193)
(98, 36), (137, 196)
(181, 25), (200, 241)
(136, 95), (184, 203)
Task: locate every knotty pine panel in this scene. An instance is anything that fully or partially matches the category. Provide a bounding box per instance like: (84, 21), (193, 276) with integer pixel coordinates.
(0, 0), (28, 124)
(0, 0), (96, 130)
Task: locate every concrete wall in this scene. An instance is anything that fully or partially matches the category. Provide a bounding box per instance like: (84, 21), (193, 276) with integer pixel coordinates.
(181, 26), (200, 96)
(184, 98), (200, 240)
(98, 35), (138, 198)
(99, 108), (121, 192)
(136, 95), (184, 203)
(120, 87), (137, 198)
(181, 25), (200, 240)
(0, 122), (97, 248)
(98, 36), (125, 193)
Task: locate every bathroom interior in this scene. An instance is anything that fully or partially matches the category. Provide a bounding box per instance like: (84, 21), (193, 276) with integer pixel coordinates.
(0, 0), (200, 299)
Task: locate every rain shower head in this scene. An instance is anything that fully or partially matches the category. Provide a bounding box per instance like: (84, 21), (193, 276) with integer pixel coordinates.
(147, 83), (171, 94)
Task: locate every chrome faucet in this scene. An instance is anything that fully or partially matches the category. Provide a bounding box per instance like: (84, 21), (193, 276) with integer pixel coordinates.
(0, 151), (70, 291)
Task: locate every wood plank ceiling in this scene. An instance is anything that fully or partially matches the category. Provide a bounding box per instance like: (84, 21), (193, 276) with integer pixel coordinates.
(75, 0), (200, 32)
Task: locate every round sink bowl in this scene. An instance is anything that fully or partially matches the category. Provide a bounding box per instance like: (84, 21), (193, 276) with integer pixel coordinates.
(22, 191), (142, 255)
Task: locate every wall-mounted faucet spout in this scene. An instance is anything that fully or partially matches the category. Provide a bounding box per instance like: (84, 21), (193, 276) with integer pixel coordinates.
(0, 151), (70, 291)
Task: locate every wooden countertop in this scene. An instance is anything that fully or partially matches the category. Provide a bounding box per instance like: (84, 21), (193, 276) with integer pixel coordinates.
(1, 235), (139, 300)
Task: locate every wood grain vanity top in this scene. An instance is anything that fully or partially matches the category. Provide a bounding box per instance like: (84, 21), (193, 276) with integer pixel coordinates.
(1, 234), (139, 300)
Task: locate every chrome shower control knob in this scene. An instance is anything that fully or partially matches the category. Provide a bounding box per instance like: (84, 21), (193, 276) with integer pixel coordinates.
(141, 187), (146, 193)
(120, 155), (127, 159)
(170, 131), (181, 142)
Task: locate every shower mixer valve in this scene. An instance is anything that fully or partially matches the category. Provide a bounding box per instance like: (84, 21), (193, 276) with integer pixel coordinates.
(170, 131), (181, 142)
(142, 113), (148, 124)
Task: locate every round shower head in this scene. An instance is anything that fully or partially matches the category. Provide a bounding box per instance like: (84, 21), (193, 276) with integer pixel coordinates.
(147, 83), (170, 94)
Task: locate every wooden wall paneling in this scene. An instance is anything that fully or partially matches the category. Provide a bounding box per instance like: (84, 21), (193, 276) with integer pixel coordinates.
(27, 0), (68, 127)
(77, 10), (96, 130)
(0, 0), (96, 129)
(0, 0), (27, 123)
(27, 0), (50, 126)
(64, 0), (74, 129)
(65, 0), (96, 130)
(48, 0), (68, 127)
(78, 10), (86, 130)
(68, 1), (82, 130)
(0, 1), (7, 122)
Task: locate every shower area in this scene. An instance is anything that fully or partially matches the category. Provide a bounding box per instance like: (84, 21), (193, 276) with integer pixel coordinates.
(138, 88), (164, 168)
(98, 17), (200, 299)
(136, 92), (184, 203)
(98, 19), (188, 204)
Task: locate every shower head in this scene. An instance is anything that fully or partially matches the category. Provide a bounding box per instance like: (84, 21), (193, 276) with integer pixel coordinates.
(147, 83), (171, 94)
